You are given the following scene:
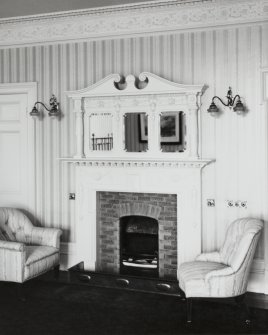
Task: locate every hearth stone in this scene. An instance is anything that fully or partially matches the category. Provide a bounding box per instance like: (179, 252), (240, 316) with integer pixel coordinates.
(68, 262), (181, 296)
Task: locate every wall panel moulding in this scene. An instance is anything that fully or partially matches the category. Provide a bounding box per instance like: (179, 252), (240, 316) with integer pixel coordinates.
(0, 0), (267, 48)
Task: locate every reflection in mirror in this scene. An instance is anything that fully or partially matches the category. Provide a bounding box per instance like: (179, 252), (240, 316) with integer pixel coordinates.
(124, 113), (148, 152)
(89, 113), (113, 151)
(160, 111), (186, 152)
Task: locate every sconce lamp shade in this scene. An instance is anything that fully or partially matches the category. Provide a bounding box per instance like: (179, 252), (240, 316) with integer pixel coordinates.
(207, 101), (219, 115)
(233, 99), (245, 114)
(30, 106), (40, 119)
(48, 105), (60, 118)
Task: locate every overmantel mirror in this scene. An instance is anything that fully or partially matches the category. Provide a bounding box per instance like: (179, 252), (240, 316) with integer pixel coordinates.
(159, 111), (186, 153)
(124, 112), (148, 153)
(88, 112), (113, 152)
(66, 72), (204, 159)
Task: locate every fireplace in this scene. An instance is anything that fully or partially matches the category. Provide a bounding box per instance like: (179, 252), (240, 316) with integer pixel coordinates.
(70, 160), (209, 279)
(66, 72), (212, 278)
(120, 215), (159, 278)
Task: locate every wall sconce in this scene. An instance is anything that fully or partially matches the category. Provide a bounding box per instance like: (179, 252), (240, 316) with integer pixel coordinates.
(30, 94), (60, 119)
(207, 87), (245, 116)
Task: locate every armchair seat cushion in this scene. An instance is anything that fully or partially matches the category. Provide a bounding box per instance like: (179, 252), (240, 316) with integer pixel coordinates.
(24, 246), (60, 281)
(25, 246), (58, 266)
(178, 261), (227, 297)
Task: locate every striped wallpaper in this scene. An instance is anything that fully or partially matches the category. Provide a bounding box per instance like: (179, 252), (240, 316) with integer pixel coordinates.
(0, 24), (267, 262)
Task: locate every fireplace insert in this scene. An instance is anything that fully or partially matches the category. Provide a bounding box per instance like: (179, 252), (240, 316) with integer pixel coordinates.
(120, 215), (159, 278)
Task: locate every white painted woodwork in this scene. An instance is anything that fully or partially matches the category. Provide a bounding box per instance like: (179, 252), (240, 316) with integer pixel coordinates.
(0, 0), (266, 292)
(0, 83), (37, 214)
(261, 68), (268, 294)
(67, 72), (203, 160)
(73, 162), (209, 273)
(65, 73), (212, 275)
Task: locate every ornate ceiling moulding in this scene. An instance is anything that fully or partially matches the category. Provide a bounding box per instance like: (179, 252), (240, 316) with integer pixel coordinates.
(0, 0), (267, 48)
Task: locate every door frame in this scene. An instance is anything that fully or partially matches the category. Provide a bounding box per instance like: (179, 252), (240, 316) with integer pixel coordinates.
(261, 68), (268, 294)
(0, 82), (37, 215)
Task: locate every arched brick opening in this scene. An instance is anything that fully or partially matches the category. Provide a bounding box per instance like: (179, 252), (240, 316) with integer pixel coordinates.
(97, 191), (177, 279)
(120, 214), (159, 278)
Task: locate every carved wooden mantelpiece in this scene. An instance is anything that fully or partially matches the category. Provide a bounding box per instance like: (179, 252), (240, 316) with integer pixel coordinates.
(73, 161), (210, 273)
(63, 72), (214, 274)
(0, 0), (267, 48)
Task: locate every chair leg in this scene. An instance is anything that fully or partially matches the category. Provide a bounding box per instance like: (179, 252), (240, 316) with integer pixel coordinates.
(186, 298), (192, 323)
(235, 294), (250, 324)
(54, 265), (60, 280)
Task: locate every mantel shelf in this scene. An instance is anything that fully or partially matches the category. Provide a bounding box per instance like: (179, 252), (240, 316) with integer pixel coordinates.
(59, 157), (215, 169)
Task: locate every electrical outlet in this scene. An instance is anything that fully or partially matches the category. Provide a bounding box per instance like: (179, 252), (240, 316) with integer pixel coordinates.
(69, 193), (75, 200)
(241, 201), (247, 209)
(227, 200), (234, 207)
(227, 200), (247, 208)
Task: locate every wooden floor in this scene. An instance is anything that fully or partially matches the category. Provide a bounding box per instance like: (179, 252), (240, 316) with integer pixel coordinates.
(246, 292), (268, 310)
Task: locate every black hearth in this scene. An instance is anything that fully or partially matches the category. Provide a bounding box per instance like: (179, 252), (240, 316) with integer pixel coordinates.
(120, 215), (159, 278)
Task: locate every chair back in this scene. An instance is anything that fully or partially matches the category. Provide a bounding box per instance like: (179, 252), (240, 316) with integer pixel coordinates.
(220, 218), (263, 272)
(0, 208), (33, 242)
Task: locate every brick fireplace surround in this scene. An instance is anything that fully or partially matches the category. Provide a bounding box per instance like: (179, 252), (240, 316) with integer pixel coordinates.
(97, 191), (177, 279)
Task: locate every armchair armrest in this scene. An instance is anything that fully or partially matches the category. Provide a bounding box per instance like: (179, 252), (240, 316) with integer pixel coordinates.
(195, 251), (221, 263)
(0, 241), (25, 282)
(25, 227), (62, 249)
(0, 240), (25, 252)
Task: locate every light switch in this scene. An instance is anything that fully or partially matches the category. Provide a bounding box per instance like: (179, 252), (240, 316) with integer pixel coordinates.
(207, 199), (215, 207)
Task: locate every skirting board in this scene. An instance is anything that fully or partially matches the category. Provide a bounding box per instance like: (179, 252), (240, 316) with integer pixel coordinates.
(248, 272), (267, 295)
(60, 242), (77, 270)
(59, 242), (267, 294)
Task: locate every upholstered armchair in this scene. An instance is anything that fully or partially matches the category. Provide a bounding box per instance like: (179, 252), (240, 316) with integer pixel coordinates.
(178, 218), (263, 323)
(0, 207), (62, 283)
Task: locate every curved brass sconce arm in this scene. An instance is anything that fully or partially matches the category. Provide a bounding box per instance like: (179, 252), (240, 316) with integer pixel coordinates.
(211, 94), (241, 108)
(30, 94), (60, 119)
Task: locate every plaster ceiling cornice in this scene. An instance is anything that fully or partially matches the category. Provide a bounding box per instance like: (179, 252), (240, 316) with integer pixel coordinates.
(0, 0), (267, 48)
(0, 0), (212, 23)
